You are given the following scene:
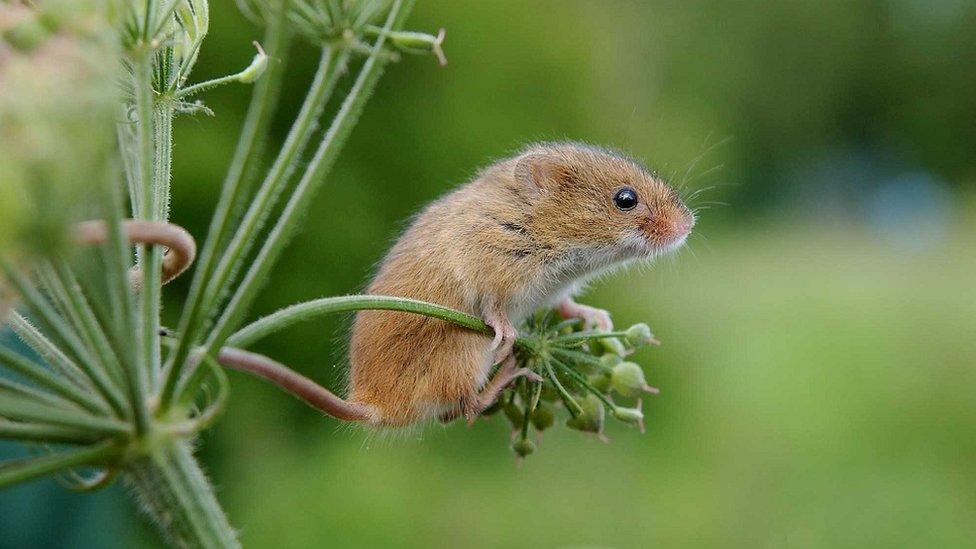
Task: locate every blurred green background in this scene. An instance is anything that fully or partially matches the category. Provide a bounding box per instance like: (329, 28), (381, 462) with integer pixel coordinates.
(3, 0), (976, 547)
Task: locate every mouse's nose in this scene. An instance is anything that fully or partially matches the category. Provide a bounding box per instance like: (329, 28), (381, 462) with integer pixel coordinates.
(640, 204), (694, 247)
(673, 210), (695, 237)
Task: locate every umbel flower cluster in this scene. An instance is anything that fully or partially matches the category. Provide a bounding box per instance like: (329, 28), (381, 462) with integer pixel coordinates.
(484, 312), (661, 461)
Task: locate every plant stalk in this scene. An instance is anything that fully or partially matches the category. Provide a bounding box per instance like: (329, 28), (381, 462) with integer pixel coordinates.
(0, 441), (120, 488)
(131, 47), (157, 435)
(203, 0), (414, 357)
(162, 11), (292, 410)
(227, 294), (490, 348)
(125, 441), (239, 549)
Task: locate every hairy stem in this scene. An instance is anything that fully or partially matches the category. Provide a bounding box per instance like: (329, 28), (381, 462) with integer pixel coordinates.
(0, 421), (104, 445)
(48, 262), (128, 391)
(0, 260), (128, 417)
(203, 0), (415, 356)
(6, 312), (98, 398)
(0, 441), (120, 489)
(194, 47), (350, 324)
(126, 441), (239, 549)
(0, 316), (114, 416)
(131, 48), (157, 434)
(145, 101), (174, 390)
(162, 11), (294, 410)
(227, 294), (490, 348)
(0, 392), (130, 436)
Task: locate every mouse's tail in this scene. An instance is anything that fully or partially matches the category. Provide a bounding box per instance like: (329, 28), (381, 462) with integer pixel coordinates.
(217, 347), (378, 423)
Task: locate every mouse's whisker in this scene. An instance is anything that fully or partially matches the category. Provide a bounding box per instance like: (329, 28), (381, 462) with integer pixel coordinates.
(676, 134), (732, 192)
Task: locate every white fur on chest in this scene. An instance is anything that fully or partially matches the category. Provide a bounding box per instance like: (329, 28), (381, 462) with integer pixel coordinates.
(506, 244), (644, 322)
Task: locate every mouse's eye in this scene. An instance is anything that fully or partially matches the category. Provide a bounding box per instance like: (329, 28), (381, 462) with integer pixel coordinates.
(613, 187), (639, 211)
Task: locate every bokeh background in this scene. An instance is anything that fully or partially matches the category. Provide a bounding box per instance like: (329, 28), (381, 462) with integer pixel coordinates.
(3, 0), (976, 547)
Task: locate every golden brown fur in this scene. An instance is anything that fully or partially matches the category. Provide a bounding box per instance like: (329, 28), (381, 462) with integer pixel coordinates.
(349, 142), (694, 426)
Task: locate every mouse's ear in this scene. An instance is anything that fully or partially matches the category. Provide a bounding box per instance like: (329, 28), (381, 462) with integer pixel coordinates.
(514, 153), (574, 194)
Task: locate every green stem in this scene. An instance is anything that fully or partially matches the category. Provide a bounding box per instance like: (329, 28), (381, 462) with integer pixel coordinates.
(0, 392), (130, 436)
(100, 175), (144, 420)
(550, 347), (613, 373)
(0, 262), (128, 417)
(116, 117), (141, 215)
(554, 330), (630, 344)
(175, 73), (246, 99)
(543, 361), (583, 417)
(549, 356), (616, 410)
(6, 312), (95, 395)
(0, 344), (107, 414)
(197, 45), (349, 304)
(203, 0), (415, 356)
(142, 0), (156, 42)
(0, 421), (103, 445)
(227, 294), (490, 348)
(196, 47), (344, 326)
(0, 441), (120, 489)
(131, 48), (157, 434)
(0, 377), (86, 413)
(126, 441), (240, 549)
(163, 19), (324, 410)
(49, 262), (128, 391)
(146, 102), (174, 392)
(153, 103), (173, 223)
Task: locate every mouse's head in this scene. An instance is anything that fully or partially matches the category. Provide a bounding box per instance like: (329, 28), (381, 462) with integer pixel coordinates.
(513, 142), (694, 262)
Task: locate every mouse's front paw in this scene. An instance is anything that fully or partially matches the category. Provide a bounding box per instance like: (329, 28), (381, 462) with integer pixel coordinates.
(489, 323), (517, 364)
(484, 306), (517, 364)
(557, 298), (613, 331)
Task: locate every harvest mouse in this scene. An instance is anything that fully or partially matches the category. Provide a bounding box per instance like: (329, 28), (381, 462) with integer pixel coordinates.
(220, 142), (694, 427)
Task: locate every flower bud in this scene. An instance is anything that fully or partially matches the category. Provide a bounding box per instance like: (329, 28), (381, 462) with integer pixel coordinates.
(599, 353), (622, 369)
(530, 402), (554, 431)
(386, 28), (447, 66)
(625, 323), (659, 347)
(587, 372), (611, 393)
(539, 383), (559, 403)
(512, 438), (535, 458)
(565, 394), (605, 434)
(599, 337), (627, 357)
(610, 362), (658, 398)
(503, 401), (523, 428)
(612, 402), (645, 433)
(237, 42), (268, 83)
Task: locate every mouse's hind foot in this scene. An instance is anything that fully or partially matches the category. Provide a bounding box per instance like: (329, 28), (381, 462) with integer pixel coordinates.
(437, 355), (542, 425)
(463, 355), (541, 425)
